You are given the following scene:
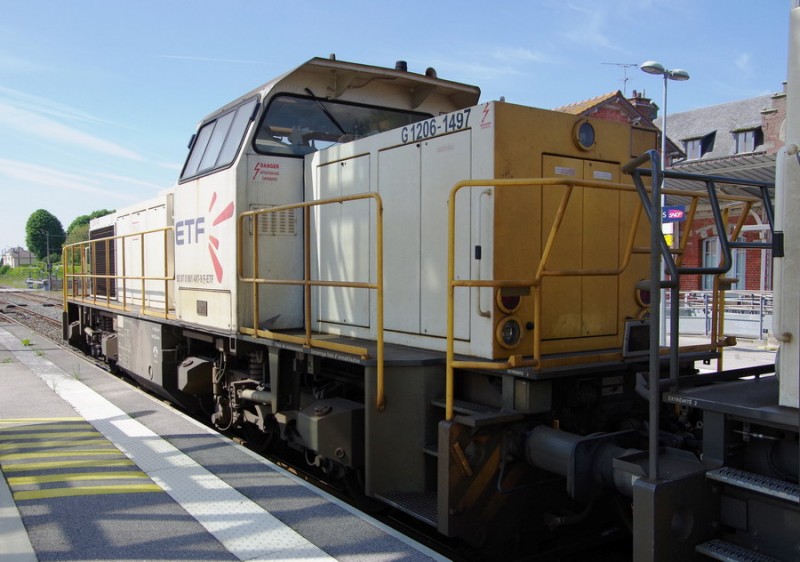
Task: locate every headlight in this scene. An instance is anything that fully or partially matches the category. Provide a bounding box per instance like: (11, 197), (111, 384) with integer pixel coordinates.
(574, 120), (596, 151)
(496, 317), (522, 349)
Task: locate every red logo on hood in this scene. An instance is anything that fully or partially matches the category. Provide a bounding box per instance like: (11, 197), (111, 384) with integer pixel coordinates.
(207, 192), (234, 282)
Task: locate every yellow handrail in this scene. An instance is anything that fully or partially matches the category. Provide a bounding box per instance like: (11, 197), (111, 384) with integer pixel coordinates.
(238, 193), (386, 411)
(444, 178), (762, 420)
(62, 227), (175, 319)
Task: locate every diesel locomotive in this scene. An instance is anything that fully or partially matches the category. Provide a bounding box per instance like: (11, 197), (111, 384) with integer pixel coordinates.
(63, 15), (800, 559)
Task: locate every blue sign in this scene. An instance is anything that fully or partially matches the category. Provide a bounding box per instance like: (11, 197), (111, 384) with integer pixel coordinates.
(662, 205), (686, 223)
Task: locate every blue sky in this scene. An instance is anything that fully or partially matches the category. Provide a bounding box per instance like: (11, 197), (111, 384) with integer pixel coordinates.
(0, 0), (791, 251)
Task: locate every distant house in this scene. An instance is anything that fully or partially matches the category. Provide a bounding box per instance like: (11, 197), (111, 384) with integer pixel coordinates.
(2, 247), (34, 268)
(665, 89), (784, 293)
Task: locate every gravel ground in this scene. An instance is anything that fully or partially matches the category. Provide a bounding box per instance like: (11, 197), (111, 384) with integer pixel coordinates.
(0, 288), (64, 342)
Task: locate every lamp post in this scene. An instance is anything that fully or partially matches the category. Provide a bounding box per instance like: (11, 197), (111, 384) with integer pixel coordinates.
(640, 61), (690, 186)
(640, 61), (690, 346)
(39, 230), (52, 290)
(39, 230), (64, 291)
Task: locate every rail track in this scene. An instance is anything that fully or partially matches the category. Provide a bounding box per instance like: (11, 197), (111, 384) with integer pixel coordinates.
(0, 288), (63, 341)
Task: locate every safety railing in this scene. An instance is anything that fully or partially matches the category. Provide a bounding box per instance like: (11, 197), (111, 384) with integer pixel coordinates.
(62, 227), (175, 319)
(624, 150), (774, 481)
(237, 193), (386, 410)
(445, 177), (648, 421)
(625, 151), (774, 374)
(444, 173), (770, 421)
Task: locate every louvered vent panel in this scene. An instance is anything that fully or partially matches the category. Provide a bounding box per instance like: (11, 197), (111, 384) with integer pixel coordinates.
(251, 206), (297, 237)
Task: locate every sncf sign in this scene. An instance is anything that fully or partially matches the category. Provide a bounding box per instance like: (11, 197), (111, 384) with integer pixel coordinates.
(662, 206), (686, 223)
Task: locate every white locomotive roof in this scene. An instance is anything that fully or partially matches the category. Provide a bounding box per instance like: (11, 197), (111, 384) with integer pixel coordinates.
(199, 56), (482, 123)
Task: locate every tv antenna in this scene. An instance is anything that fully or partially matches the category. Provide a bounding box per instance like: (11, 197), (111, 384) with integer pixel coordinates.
(602, 62), (638, 96)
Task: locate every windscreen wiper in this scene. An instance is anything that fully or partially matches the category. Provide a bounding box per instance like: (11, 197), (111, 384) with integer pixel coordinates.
(305, 88), (347, 136)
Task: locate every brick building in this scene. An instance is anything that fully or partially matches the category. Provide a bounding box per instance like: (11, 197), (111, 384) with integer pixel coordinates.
(557, 86), (784, 293)
(666, 89), (784, 292)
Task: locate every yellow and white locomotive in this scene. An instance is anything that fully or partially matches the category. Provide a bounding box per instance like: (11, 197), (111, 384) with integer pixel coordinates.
(63, 52), (797, 561)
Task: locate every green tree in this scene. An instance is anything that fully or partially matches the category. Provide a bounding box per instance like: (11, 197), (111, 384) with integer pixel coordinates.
(65, 223), (90, 246)
(25, 210), (66, 261)
(65, 209), (115, 244)
(67, 209), (114, 237)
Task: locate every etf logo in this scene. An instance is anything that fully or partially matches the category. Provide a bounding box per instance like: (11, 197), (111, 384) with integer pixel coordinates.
(176, 192), (234, 283)
(175, 217), (205, 244)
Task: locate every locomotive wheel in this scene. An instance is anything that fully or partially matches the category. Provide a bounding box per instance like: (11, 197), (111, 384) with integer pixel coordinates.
(242, 418), (279, 453)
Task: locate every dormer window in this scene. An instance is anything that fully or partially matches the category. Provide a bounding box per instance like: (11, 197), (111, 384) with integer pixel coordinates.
(733, 127), (763, 154)
(683, 131), (716, 160)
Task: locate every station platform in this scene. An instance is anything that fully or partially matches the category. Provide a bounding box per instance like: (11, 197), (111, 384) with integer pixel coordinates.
(0, 324), (446, 562)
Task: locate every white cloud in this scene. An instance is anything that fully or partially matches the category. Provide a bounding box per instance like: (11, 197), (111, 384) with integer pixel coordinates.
(736, 53), (753, 74)
(415, 55), (524, 83)
(0, 103), (144, 161)
(0, 86), (114, 126)
(161, 54), (264, 65)
(559, 8), (623, 53)
(492, 47), (555, 64)
(91, 171), (166, 191)
(0, 158), (142, 201)
(0, 53), (46, 72)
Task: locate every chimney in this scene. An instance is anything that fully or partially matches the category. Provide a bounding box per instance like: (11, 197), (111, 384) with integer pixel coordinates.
(628, 89), (659, 122)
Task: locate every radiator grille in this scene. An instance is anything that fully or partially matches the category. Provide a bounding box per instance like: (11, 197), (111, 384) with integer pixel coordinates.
(251, 207), (297, 237)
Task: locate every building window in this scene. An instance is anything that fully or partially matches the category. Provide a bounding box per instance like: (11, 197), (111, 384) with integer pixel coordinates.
(702, 236), (746, 290)
(685, 139), (702, 160)
(683, 132), (716, 160)
(733, 127), (763, 154)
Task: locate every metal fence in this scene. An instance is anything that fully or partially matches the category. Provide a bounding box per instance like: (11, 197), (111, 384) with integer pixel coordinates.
(668, 290), (773, 340)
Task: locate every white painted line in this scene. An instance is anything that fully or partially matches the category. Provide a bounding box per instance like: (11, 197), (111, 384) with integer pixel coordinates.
(0, 329), (335, 562)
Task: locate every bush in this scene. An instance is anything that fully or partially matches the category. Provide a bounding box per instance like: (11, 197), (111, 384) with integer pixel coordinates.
(0, 265), (46, 288)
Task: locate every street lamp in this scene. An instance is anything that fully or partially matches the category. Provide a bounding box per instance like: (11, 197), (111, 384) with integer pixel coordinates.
(639, 61), (689, 348)
(39, 230), (64, 291)
(39, 230), (52, 290)
(640, 61), (690, 185)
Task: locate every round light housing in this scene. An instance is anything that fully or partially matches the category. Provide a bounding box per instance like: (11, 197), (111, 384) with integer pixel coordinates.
(574, 120), (595, 150)
(640, 60), (666, 75)
(635, 284), (651, 307)
(496, 291), (521, 313)
(668, 68), (690, 81)
(497, 317), (522, 349)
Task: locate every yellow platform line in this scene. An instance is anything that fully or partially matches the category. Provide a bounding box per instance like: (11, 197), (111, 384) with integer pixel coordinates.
(8, 471), (151, 486)
(0, 439), (108, 450)
(14, 483), (163, 501)
(0, 418), (84, 423)
(0, 423), (94, 432)
(2, 459), (135, 472)
(0, 431), (101, 439)
(0, 449), (121, 461)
